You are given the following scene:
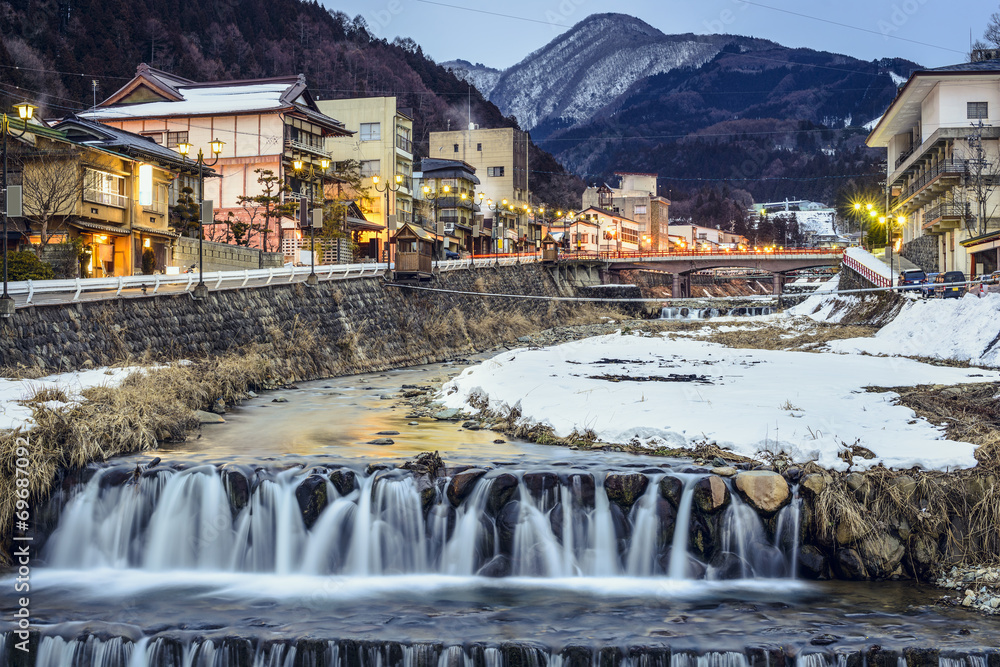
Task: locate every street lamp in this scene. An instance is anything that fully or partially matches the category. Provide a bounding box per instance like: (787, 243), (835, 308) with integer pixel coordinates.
(372, 172), (403, 267)
(294, 158), (330, 285)
(1, 101), (36, 317)
(458, 190), (485, 265)
(177, 138), (224, 299)
(422, 183), (450, 268)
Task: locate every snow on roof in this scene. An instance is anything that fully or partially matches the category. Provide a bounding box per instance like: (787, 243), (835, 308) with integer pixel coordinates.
(80, 82), (299, 120)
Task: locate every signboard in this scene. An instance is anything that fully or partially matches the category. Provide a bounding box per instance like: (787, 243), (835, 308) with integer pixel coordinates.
(138, 164), (153, 207)
(200, 200), (213, 225)
(312, 208), (323, 229)
(388, 213), (397, 232)
(5, 185), (21, 217)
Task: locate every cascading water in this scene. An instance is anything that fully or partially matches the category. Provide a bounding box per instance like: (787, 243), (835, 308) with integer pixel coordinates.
(42, 466), (797, 580)
(659, 306), (774, 320)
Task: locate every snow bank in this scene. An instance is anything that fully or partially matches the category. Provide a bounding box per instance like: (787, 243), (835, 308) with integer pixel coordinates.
(785, 275), (861, 323)
(827, 293), (1000, 366)
(843, 246), (895, 285)
(439, 333), (1000, 471)
(0, 368), (142, 432)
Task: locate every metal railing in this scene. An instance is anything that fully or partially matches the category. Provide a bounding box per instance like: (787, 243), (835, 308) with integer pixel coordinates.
(897, 159), (966, 201)
(396, 135), (413, 153)
(6, 255), (541, 306)
(84, 189), (127, 209)
(923, 203), (966, 226)
(285, 138), (331, 159)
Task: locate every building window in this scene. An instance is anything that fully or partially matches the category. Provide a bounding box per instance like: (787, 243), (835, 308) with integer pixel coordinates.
(453, 144), (459, 153)
(477, 143), (482, 151)
(634, 204), (647, 215)
(360, 123), (381, 141)
(140, 132), (164, 144)
(360, 160), (381, 178)
(487, 166), (505, 177)
(84, 168), (127, 208)
(166, 131), (188, 149)
(968, 102), (989, 119)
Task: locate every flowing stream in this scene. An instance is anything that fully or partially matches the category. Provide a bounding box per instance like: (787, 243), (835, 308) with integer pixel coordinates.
(2, 362), (998, 666)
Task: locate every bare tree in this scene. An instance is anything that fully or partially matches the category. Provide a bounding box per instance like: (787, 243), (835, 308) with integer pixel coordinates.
(15, 143), (84, 258)
(959, 122), (1000, 237)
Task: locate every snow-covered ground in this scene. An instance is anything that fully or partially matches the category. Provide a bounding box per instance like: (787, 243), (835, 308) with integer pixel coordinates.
(439, 332), (999, 471)
(0, 368), (141, 432)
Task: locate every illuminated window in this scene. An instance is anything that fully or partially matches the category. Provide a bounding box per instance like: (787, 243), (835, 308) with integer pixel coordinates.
(84, 168), (126, 208)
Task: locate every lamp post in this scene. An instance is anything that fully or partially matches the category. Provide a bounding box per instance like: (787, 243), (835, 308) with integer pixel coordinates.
(459, 190), (485, 266)
(294, 158), (330, 285)
(372, 172), (402, 267)
(422, 183), (450, 268)
(177, 138), (224, 299)
(1, 101), (36, 317)
(484, 198), (505, 265)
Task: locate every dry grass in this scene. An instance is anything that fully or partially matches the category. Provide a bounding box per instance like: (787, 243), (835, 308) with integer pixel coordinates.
(693, 323), (878, 351)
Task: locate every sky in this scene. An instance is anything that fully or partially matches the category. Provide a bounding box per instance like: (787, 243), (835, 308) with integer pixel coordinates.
(323, 0), (999, 71)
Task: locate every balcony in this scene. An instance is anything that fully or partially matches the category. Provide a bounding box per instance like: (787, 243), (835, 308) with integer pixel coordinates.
(84, 188), (127, 209)
(894, 145), (915, 169)
(284, 138), (331, 159)
(923, 202), (967, 233)
(143, 200), (168, 215)
(896, 159), (967, 206)
(396, 135), (413, 154)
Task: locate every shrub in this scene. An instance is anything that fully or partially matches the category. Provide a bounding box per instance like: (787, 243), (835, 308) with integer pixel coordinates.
(6, 250), (54, 281)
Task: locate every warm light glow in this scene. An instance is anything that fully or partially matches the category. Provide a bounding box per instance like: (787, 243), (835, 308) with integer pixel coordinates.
(144, 238), (151, 248)
(177, 142), (192, 156)
(293, 160), (304, 171)
(138, 164), (154, 207)
(879, 216), (886, 224)
(869, 210), (877, 218)
(557, 210), (563, 217)
(210, 138), (225, 155)
(897, 216), (906, 224)
(461, 193), (467, 200)
(486, 198), (493, 207)
(502, 199), (508, 206)
(321, 158), (331, 170)
(866, 203), (873, 211)
(423, 185), (430, 194)
(395, 174), (402, 184)
(96, 235), (108, 243)
(854, 202), (861, 210)
(443, 185), (450, 193)
(372, 175), (380, 184)
(14, 102), (36, 120)
(760, 209), (766, 216)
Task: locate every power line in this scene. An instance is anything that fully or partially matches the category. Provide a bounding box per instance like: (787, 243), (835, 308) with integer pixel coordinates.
(413, 0), (573, 28)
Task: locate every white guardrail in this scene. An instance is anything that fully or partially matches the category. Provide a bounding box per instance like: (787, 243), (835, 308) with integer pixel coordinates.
(8, 255), (536, 305)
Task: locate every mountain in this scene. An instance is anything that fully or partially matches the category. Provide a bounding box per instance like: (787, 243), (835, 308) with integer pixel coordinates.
(443, 15), (776, 132)
(446, 13), (920, 205)
(0, 0), (585, 207)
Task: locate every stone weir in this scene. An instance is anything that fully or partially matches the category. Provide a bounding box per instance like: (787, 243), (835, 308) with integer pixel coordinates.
(0, 265), (580, 374)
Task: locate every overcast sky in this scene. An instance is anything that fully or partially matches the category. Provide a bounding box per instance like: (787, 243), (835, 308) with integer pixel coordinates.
(323, 0), (998, 71)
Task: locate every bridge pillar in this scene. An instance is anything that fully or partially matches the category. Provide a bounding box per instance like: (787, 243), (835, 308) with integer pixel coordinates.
(772, 273), (784, 296)
(672, 273), (690, 298)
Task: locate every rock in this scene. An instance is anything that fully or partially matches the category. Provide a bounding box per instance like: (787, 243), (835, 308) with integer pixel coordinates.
(272, 396), (289, 403)
(810, 634), (839, 646)
(710, 466), (737, 477)
(448, 468), (487, 507)
(783, 466), (803, 483)
(221, 465), (251, 515)
(800, 473), (828, 498)
(858, 533), (905, 579)
(210, 398), (227, 415)
(835, 517), (866, 546)
(962, 594), (975, 607)
(522, 472), (559, 503)
(246, 391), (258, 398)
(566, 473), (595, 509)
(367, 438), (395, 446)
(408, 422), (420, 426)
(477, 554), (511, 577)
(377, 431), (400, 436)
(487, 473), (520, 515)
(846, 472), (871, 503)
(295, 474), (328, 529)
(195, 410), (225, 424)
(415, 475), (437, 514)
(604, 473), (649, 513)
(693, 475), (730, 514)
(330, 469), (357, 496)
(798, 545), (827, 579)
(496, 500), (521, 555)
(493, 439), (506, 444)
(833, 547), (868, 580)
(733, 471), (790, 514)
(433, 409), (461, 420)
(659, 476), (684, 507)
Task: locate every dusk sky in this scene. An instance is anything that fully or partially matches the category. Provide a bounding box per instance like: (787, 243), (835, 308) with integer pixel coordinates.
(324, 0), (998, 71)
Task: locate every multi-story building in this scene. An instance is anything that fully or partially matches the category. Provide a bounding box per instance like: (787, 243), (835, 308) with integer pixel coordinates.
(316, 97), (414, 261)
(414, 159), (481, 256)
(577, 207), (640, 253)
(581, 173), (671, 250)
(867, 52), (1000, 277)
(12, 115), (204, 277)
(79, 63), (352, 258)
(668, 224), (748, 251)
(428, 127), (530, 248)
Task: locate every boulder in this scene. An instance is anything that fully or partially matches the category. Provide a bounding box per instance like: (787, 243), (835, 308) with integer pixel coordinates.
(604, 473), (649, 513)
(833, 547), (868, 580)
(329, 469), (357, 496)
(798, 544), (828, 579)
(800, 473), (829, 498)
(487, 473), (520, 515)
(220, 465), (251, 515)
(908, 533), (939, 578)
(496, 500), (521, 555)
(859, 533), (905, 579)
(693, 476), (730, 514)
(433, 408), (461, 420)
(565, 473), (595, 509)
(195, 410), (225, 424)
(477, 554), (511, 577)
(295, 474), (328, 529)
(522, 472), (559, 504)
(733, 471), (790, 514)
(710, 466), (737, 477)
(659, 476), (684, 507)
(447, 468), (487, 507)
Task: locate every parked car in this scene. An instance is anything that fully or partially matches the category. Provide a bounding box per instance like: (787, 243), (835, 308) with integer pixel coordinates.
(444, 250), (460, 260)
(975, 270), (1000, 297)
(934, 270), (967, 298)
(919, 273), (939, 298)
(897, 269), (926, 291)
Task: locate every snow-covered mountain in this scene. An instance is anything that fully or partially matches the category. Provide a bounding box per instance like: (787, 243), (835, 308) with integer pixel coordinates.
(443, 14), (769, 131)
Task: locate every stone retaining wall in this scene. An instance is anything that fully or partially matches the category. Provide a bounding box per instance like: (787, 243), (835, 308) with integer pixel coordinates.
(901, 235), (939, 273)
(173, 237), (284, 272)
(1, 265), (582, 375)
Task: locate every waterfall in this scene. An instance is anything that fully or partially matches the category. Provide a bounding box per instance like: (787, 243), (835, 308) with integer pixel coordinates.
(670, 653), (749, 667)
(41, 465), (798, 580)
(797, 654), (834, 667)
(668, 475), (697, 579)
(36, 635), (133, 667)
(774, 485), (802, 577)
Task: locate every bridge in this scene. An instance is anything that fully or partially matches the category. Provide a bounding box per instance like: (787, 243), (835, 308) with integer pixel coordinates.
(556, 249), (843, 297)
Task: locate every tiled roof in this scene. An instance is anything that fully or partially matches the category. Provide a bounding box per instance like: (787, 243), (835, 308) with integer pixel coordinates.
(52, 116), (206, 173)
(928, 59), (1000, 72)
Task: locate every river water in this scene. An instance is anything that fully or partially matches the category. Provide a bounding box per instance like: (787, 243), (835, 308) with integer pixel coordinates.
(3, 359), (998, 666)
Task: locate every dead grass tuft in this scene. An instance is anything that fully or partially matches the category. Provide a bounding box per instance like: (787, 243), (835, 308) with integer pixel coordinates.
(696, 323), (878, 351)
